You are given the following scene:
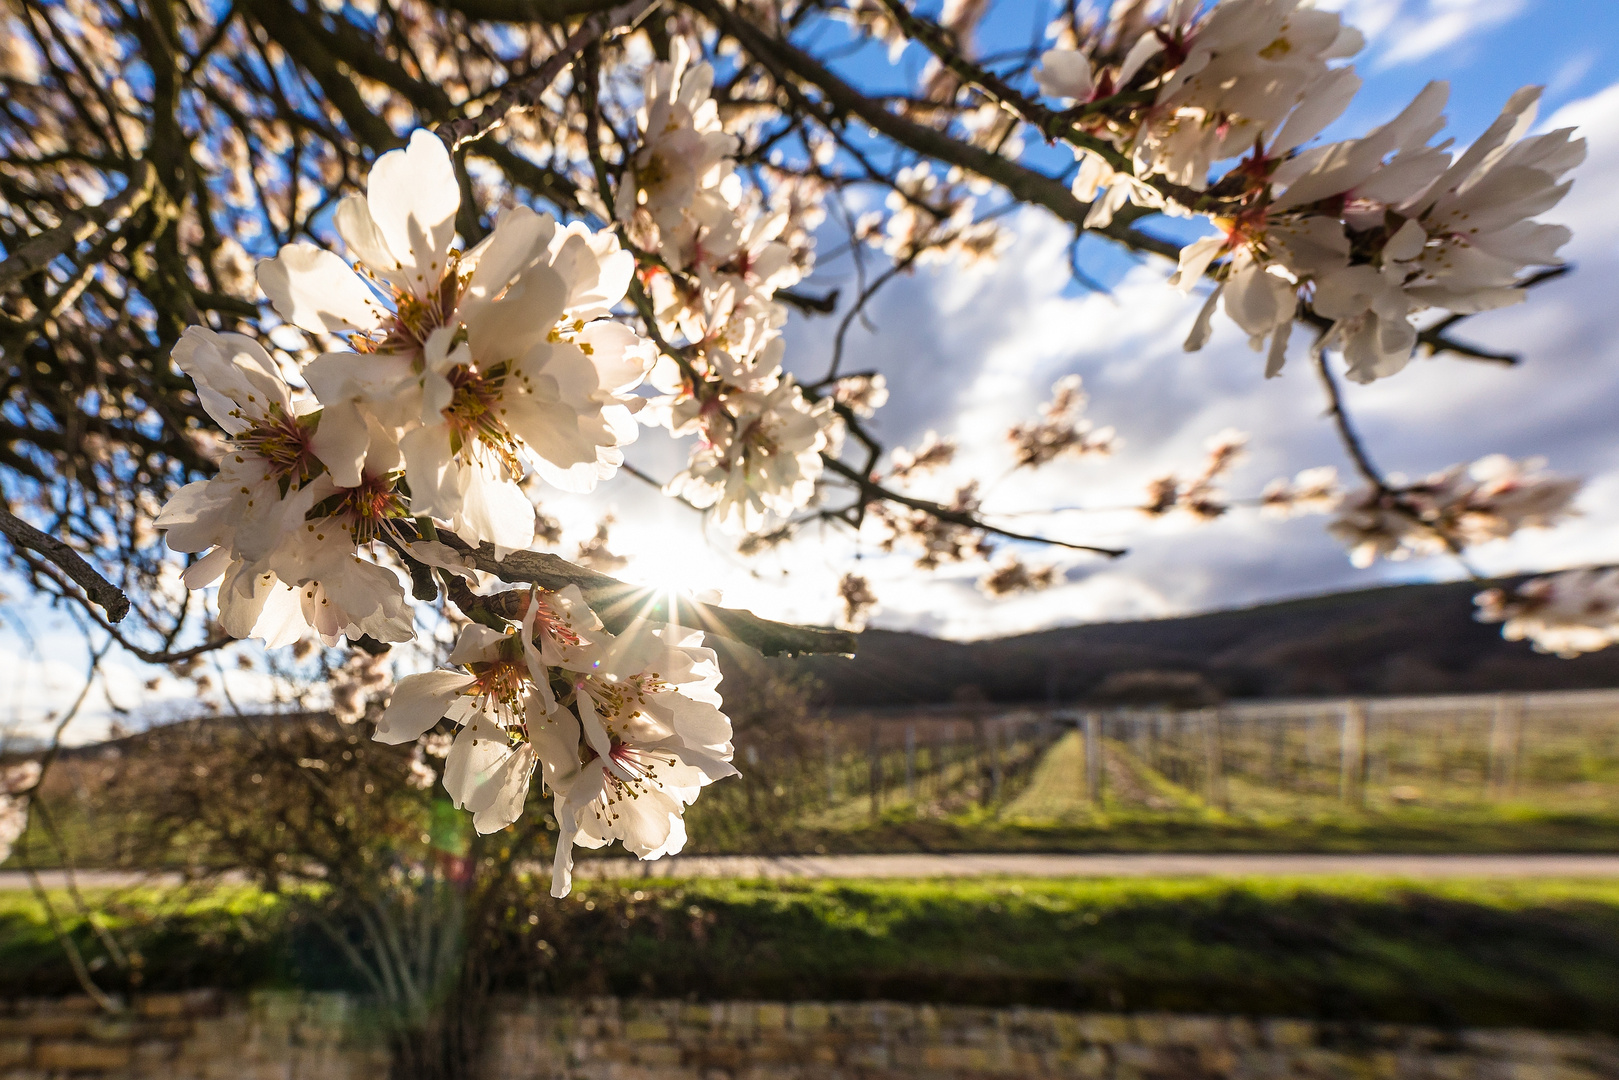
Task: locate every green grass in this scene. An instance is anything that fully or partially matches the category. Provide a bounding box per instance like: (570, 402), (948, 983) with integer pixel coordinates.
(7, 877), (1619, 1031)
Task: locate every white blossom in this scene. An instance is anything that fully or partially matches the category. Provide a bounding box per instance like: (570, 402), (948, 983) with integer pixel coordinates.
(614, 38), (739, 249)
(1477, 570), (1619, 658)
(1261, 466), (1343, 518)
(155, 327), (413, 647)
(1329, 455), (1580, 567)
(664, 377), (842, 533)
(546, 619), (737, 897)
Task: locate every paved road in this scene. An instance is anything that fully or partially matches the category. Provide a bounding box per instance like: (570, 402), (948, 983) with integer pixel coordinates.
(7, 853), (1619, 890)
(573, 852), (1619, 880)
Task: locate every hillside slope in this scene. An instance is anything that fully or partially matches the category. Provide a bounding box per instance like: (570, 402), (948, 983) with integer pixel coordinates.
(751, 578), (1619, 708)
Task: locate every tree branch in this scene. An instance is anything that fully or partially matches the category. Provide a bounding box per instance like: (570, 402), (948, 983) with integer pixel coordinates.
(440, 539), (859, 657)
(0, 163), (157, 294)
(822, 457), (1126, 557)
(435, 0), (660, 149)
(0, 509), (130, 622)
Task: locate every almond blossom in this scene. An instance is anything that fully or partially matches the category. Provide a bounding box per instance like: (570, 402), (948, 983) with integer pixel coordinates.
(154, 327), (412, 647)
(258, 134), (649, 498)
(545, 619), (737, 898)
(663, 377), (842, 534)
(614, 38), (739, 250)
(374, 588), (736, 895)
(1261, 466), (1343, 519)
(652, 197), (802, 339)
(1035, 0), (1362, 196)
(1314, 86), (1583, 382)
(390, 224), (653, 554)
(1476, 570), (1619, 658)
(256, 130), (464, 360)
(1129, 0), (1363, 189)
(1174, 80), (1581, 381)
(1009, 375), (1116, 469)
(1329, 455), (1580, 567)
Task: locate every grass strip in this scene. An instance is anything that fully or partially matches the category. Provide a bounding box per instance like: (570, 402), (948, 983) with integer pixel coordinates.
(4, 877), (1618, 1032)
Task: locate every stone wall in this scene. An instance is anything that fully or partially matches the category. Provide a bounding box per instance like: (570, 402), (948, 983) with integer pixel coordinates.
(3, 991), (1617, 1079)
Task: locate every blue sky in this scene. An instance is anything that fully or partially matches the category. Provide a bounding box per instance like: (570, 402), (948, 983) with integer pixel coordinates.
(5, 0), (1619, 744)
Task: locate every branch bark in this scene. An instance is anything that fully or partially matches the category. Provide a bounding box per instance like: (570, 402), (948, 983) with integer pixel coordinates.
(0, 163), (157, 294)
(445, 541), (859, 657)
(822, 458), (1126, 557)
(435, 0), (659, 149)
(0, 509), (130, 622)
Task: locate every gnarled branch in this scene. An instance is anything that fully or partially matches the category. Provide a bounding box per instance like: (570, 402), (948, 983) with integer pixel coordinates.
(444, 540), (858, 657)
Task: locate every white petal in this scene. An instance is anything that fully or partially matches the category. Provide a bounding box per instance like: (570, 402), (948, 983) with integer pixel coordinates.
(309, 399), (372, 489)
(1036, 48), (1093, 101)
(400, 425), (461, 521)
(376, 670), (475, 744)
(443, 713), (511, 806)
(1271, 68), (1361, 157)
(1184, 284), (1223, 352)
(404, 540), (477, 582)
(529, 704), (582, 794)
(472, 743), (536, 834)
(334, 194), (408, 293)
(449, 622), (509, 666)
(257, 244), (386, 335)
(1265, 317), (1293, 378)
(366, 130), (460, 299)
(463, 206), (556, 304)
(1383, 219), (1428, 263)
(173, 327), (290, 432)
(182, 545), (232, 589)
(458, 463), (536, 558)
(1169, 234), (1226, 292)
(465, 262), (568, 363)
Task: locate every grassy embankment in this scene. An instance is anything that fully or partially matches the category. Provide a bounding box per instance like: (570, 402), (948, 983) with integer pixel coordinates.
(5, 876), (1619, 1032)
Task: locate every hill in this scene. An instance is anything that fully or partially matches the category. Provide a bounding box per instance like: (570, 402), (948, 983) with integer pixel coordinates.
(745, 578), (1619, 709)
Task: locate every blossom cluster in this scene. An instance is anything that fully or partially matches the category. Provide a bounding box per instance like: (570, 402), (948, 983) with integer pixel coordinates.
(1036, 0), (1583, 381)
(621, 41), (846, 536)
(157, 131), (656, 649)
(1009, 376), (1116, 470)
(1328, 455), (1580, 568)
(1476, 571), (1619, 658)
(1143, 429), (1248, 520)
(377, 588), (734, 897)
(153, 130), (741, 876)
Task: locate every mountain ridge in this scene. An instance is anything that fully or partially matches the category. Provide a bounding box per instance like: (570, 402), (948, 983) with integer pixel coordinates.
(734, 577), (1619, 709)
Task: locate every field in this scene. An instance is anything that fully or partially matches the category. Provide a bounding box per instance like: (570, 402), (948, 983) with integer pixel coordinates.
(5, 877), (1619, 1032)
(678, 691), (1619, 854)
(14, 691), (1619, 868)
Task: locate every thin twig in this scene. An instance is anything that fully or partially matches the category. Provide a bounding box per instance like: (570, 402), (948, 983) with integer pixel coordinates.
(435, 0), (659, 149)
(822, 457), (1125, 557)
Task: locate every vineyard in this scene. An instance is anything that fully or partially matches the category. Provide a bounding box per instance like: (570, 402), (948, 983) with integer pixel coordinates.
(681, 690), (1619, 850)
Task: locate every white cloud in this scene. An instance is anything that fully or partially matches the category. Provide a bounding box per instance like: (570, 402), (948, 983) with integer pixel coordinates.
(720, 75), (1619, 640)
(1320, 0), (1529, 67)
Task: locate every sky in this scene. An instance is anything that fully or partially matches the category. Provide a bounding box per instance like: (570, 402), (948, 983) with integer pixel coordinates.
(587, 0), (1619, 637)
(5, 0), (1619, 745)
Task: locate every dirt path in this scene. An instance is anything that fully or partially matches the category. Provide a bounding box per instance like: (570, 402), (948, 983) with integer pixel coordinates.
(7, 853), (1619, 891)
